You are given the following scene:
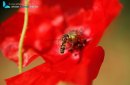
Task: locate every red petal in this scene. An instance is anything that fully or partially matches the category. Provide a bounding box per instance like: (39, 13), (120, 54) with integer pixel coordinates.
(65, 0), (122, 46)
(0, 11), (58, 66)
(82, 46), (104, 80)
(60, 46), (104, 85)
(6, 63), (65, 85)
(5, 46), (104, 85)
(6, 63), (53, 85)
(42, 0), (93, 14)
(0, 37), (39, 67)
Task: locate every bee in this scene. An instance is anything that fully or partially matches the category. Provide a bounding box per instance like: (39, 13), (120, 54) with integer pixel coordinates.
(60, 30), (87, 54)
(60, 34), (69, 53)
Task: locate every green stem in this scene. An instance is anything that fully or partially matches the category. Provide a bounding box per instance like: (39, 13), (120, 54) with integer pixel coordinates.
(18, 0), (29, 73)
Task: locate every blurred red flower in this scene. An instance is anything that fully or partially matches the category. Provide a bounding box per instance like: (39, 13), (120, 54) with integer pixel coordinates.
(0, 0), (122, 85)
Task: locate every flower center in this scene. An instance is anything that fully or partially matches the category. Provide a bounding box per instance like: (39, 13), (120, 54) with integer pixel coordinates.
(60, 30), (87, 54)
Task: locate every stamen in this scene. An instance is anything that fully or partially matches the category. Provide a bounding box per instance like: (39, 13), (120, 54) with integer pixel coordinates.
(60, 30), (87, 54)
(18, 0), (29, 73)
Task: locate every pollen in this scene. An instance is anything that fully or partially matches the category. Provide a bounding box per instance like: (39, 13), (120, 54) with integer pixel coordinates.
(60, 30), (87, 54)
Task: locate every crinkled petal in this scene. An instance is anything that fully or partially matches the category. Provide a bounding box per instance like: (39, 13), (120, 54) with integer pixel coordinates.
(52, 46), (104, 85)
(0, 11), (61, 66)
(6, 46), (104, 85)
(0, 37), (39, 67)
(6, 63), (53, 85)
(65, 0), (122, 46)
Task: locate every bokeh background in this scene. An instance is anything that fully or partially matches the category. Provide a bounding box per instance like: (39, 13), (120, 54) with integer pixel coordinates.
(0, 0), (130, 85)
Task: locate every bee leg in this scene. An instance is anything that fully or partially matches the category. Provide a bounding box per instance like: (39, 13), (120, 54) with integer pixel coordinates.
(68, 43), (74, 52)
(60, 44), (65, 53)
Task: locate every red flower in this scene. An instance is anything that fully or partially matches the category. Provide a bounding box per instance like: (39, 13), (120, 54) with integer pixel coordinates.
(0, 0), (122, 85)
(0, 0), (122, 66)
